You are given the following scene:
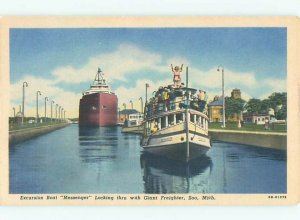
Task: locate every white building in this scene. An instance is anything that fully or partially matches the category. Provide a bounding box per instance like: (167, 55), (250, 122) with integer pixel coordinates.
(243, 113), (270, 125)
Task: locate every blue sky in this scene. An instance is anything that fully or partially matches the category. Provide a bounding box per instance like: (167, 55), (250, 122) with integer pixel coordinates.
(10, 28), (286, 117)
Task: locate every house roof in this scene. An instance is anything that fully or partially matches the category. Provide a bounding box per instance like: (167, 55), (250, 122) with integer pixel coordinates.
(208, 96), (223, 106)
(119, 109), (140, 114)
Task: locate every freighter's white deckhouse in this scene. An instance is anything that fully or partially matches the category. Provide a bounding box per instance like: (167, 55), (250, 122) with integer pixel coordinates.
(82, 68), (114, 96)
(141, 84), (212, 162)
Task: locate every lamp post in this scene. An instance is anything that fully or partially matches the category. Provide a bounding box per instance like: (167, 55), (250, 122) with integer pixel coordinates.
(36, 91), (42, 124)
(61, 108), (63, 122)
(44, 97), (48, 123)
(130, 100), (133, 109)
(51, 101), (54, 123)
(64, 110), (66, 122)
(123, 103), (127, 121)
(55, 104), (58, 123)
(217, 65), (226, 128)
(139, 97), (143, 114)
(58, 106), (61, 123)
(118, 107), (120, 122)
(13, 107), (16, 117)
(22, 82), (28, 124)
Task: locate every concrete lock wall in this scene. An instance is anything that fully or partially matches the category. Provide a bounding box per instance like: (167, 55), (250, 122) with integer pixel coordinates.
(209, 130), (287, 150)
(9, 124), (69, 145)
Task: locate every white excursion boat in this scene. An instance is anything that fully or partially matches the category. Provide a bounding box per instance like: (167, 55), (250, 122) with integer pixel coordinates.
(121, 112), (144, 134)
(141, 67), (212, 162)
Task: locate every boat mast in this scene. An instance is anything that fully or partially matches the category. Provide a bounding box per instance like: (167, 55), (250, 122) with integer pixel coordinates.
(185, 66), (190, 161)
(94, 67), (105, 85)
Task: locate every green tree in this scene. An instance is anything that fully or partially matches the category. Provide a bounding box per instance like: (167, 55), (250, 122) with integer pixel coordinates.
(260, 99), (271, 114)
(224, 97), (246, 119)
(245, 98), (271, 114)
(245, 98), (262, 113)
(268, 92), (287, 119)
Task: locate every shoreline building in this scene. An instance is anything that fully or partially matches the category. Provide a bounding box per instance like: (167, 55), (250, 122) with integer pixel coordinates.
(208, 88), (242, 123)
(118, 109), (140, 124)
(207, 96), (223, 122)
(243, 113), (270, 125)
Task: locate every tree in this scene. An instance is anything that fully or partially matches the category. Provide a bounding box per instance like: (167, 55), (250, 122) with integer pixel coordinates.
(245, 98), (262, 113)
(245, 98), (272, 114)
(260, 99), (271, 114)
(224, 97), (246, 119)
(268, 92), (287, 119)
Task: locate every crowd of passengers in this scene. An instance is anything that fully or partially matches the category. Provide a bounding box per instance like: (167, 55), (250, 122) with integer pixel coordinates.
(145, 84), (208, 117)
(144, 64), (208, 117)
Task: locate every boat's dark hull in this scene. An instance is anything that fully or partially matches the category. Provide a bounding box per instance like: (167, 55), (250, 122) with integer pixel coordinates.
(79, 93), (118, 127)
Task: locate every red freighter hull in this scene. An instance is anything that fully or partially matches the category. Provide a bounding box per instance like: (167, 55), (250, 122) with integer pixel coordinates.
(79, 93), (118, 127)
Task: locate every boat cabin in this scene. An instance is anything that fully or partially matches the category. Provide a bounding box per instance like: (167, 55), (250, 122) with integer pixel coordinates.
(145, 109), (208, 135)
(124, 113), (144, 128)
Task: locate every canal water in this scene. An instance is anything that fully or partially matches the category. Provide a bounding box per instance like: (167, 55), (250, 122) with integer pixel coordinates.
(9, 125), (286, 194)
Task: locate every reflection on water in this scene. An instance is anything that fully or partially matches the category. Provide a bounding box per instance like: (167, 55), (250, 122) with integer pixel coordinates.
(79, 127), (119, 163)
(140, 153), (212, 193)
(9, 125), (286, 194)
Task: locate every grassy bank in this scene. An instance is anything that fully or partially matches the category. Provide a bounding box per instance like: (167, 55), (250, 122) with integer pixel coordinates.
(208, 122), (286, 133)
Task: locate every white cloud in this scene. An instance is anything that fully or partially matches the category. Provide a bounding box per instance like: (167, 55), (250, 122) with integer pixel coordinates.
(10, 76), (81, 118)
(189, 67), (257, 90)
(52, 43), (165, 84)
(264, 78), (286, 93)
(10, 43), (286, 118)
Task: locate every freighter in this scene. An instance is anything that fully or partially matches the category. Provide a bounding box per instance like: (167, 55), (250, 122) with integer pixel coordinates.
(79, 68), (118, 127)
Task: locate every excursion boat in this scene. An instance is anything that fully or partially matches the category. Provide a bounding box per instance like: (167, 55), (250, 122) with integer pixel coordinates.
(141, 68), (212, 162)
(121, 112), (144, 134)
(79, 68), (118, 127)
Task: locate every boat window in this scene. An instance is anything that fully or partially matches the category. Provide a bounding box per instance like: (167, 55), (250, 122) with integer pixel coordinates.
(196, 115), (200, 125)
(161, 116), (166, 129)
(190, 114), (195, 123)
(130, 121), (137, 126)
(168, 114), (174, 126)
(176, 113), (183, 124)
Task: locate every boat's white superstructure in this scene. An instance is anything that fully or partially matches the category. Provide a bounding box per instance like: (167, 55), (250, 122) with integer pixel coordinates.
(122, 113), (144, 133)
(82, 68), (114, 96)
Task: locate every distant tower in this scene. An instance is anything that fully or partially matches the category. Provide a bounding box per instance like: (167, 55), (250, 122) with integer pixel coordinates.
(231, 88), (241, 99)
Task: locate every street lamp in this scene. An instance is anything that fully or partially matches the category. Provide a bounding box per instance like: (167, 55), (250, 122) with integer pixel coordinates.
(51, 100), (54, 123)
(64, 110), (66, 121)
(217, 65), (226, 128)
(22, 82), (28, 124)
(12, 107), (16, 117)
(36, 91), (42, 124)
(123, 103), (126, 110)
(130, 100), (133, 109)
(56, 104), (58, 123)
(58, 106), (61, 123)
(139, 97), (143, 114)
(61, 108), (64, 122)
(44, 97), (48, 123)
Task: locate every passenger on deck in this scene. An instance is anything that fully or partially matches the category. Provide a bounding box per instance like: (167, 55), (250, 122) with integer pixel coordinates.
(151, 123), (158, 133)
(198, 90), (206, 112)
(171, 64), (183, 88)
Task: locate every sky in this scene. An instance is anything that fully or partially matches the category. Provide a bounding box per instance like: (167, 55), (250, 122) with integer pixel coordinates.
(10, 28), (287, 118)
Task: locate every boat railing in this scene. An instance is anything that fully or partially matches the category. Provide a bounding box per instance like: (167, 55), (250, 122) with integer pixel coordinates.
(145, 97), (207, 119)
